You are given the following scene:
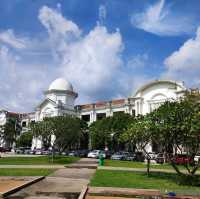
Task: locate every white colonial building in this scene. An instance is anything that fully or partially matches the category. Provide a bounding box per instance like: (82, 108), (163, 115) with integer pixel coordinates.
(19, 78), (187, 151)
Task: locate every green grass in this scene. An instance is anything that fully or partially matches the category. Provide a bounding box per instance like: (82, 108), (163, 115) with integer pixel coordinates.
(90, 170), (200, 196)
(0, 156), (79, 165)
(0, 168), (54, 176)
(105, 160), (178, 170)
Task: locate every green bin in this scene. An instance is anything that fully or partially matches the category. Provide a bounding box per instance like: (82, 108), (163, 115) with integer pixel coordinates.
(99, 153), (104, 166)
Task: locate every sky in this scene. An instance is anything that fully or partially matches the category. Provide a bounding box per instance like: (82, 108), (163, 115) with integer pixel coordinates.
(0, 0), (200, 112)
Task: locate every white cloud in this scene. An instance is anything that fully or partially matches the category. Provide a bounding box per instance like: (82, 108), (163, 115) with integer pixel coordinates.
(99, 5), (107, 24)
(0, 29), (27, 49)
(131, 0), (194, 36)
(38, 5), (124, 103)
(0, 5), (125, 111)
(0, 44), (52, 111)
(163, 27), (200, 86)
(127, 54), (149, 69)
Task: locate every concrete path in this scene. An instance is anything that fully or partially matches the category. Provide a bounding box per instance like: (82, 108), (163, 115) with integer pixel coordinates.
(8, 158), (98, 199)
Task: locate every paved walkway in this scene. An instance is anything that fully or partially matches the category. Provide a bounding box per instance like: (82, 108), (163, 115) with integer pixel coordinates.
(8, 158), (98, 199)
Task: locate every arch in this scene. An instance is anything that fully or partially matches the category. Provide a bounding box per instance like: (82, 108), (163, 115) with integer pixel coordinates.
(151, 93), (167, 101)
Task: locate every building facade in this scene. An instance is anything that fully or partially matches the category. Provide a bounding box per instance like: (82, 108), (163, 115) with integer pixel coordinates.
(1, 78), (187, 151)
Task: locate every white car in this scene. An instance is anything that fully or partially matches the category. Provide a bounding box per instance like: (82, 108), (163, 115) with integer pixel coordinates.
(194, 154), (200, 163)
(88, 150), (103, 158)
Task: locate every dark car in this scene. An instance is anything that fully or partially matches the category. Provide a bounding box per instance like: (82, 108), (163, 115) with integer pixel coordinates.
(156, 153), (164, 164)
(111, 152), (124, 160)
(78, 149), (90, 157)
(124, 153), (136, 161)
(0, 147), (8, 152)
(68, 150), (79, 157)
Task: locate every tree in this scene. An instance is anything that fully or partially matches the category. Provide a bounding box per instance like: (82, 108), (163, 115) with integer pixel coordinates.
(0, 118), (20, 148)
(90, 112), (134, 150)
(31, 116), (85, 152)
(16, 132), (33, 147)
(30, 119), (52, 150)
(145, 93), (200, 185)
(121, 115), (153, 176)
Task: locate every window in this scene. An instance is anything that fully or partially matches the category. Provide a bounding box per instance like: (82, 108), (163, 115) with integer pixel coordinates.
(113, 111), (124, 116)
(97, 113), (106, 120)
(22, 121), (26, 127)
(81, 114), (90, 122)
(132, 109), (136, 117)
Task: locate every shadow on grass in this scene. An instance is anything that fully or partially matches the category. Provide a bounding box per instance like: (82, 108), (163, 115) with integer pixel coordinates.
(140, 171), (200, 186)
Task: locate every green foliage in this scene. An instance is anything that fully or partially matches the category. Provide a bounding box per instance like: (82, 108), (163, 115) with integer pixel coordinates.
(123, 92), (200, 179)
(30, 116), (87, 152)
(0, 118), (19, 147)
(89, 112), (134, 150)
(16, 131), (33, 147)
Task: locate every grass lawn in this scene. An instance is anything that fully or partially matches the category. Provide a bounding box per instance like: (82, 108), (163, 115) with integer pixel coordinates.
(0, 156), (79, 165)
(90, 170), (200, 196)
(0, 168), (54, 176)
(105, 160), (181, 170)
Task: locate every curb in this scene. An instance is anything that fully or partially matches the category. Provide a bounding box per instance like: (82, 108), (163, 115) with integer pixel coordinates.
(0, 176), (45, 198)
(78, 185), (88, 199)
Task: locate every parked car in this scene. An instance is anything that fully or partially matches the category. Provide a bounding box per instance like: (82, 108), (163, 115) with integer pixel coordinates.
(173, 154), (193, 165)
(156, 153), (164, 164)
(15, 147), (31, 154)
(35, 149), (42, 155)
(0, 147), (9, 152)
(124, 153), (136, 161)
(24, 148), (32, 154)
(147, 152), (158, 160)
(194, 154), (200, 163)
(78, 149), (90, 157)
(111, 152), (127, 160)
(68, 150), (79, 157)
(87, 150), (105, 158)
(42, 150), (50, 155)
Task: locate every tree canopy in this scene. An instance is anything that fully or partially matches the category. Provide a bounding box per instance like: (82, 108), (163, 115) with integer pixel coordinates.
(90, 112), (134, 150)
(30, 116), (87, 152)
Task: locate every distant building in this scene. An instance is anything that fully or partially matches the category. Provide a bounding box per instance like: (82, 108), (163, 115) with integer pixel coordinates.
(0, 110), (21, 147)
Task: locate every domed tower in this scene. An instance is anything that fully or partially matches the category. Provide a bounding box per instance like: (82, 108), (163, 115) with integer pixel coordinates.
(35, 78), (78, 121)
(44, 78), (78, 111)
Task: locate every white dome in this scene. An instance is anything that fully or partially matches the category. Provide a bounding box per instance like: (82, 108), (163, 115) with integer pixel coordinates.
(48, 78), (73, 91)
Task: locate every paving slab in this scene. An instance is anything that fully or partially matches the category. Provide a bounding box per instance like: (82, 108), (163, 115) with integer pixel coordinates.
(0, 176), (44, 197)
(88, 186), (161, 197)
(8, 158), (98, 199)
(51, 168), (96, 179)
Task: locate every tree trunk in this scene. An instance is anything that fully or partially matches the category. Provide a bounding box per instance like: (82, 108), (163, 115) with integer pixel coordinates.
(147, 158), (150, 176)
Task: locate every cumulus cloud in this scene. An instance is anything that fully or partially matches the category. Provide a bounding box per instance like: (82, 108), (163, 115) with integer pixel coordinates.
(163, 27), (200, 86)
(0, 4), (153, 112)
(38, 5), (124, 103)
(0, 44), (51, 111)
(131, 0), (195, 36)
(0, 5), (126, 111)
(0, 29), (27, 49)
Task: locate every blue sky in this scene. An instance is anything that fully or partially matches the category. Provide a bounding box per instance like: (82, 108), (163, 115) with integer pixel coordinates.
(0, 0), (200, 112)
